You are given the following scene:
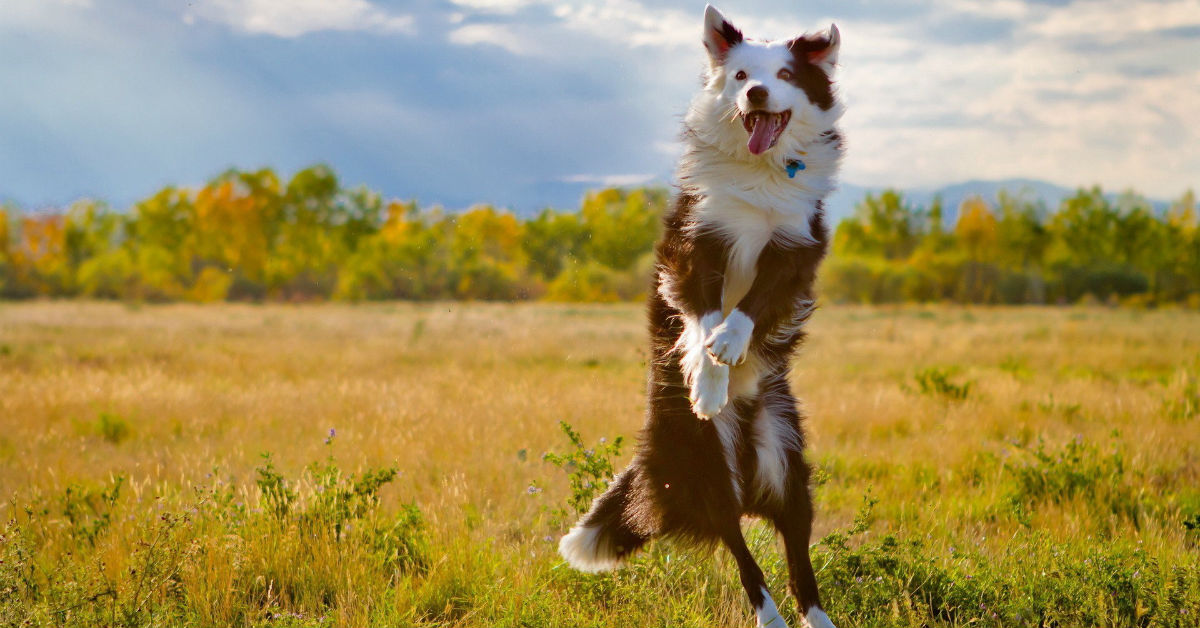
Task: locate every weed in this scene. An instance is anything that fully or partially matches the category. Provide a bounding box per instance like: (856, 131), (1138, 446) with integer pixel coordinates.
(1005, 435), (1139, 526)
(255, 452), (297, 520)
(914, 367), (972, 400)
(998, 354), (1033, 380)
(0, 521), (36, 626)
(1165, 371), (1200, 421)
(541, 421), (624, 523)
(304, 455), (398, 540)
(115, 511), (199, 626)
(59, 474), (125, 546)
(1036, 394), (1083, 419)
(95, 411), (131, 444)
(255, 449), (429, 575)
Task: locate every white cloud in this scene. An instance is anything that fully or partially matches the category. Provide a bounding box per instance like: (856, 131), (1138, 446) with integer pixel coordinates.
(561, 173), (658, 186)
(447, 24), (537, 56)
(552, 0), (694, 49)
(0, 0), (92, 28)
(448, 0), (539, 14)
(1033, 0), (1200, 37)
(934, 0), (1032, 21)
(186, 0), (414, 38)
(814, 0), (1200, 198)
(2, 0), (1196, 208)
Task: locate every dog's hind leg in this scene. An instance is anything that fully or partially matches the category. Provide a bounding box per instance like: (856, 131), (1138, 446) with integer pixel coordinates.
(751, 376), (834, 628)
(717, 521), (788, 628)
(771, 455), (835, 628)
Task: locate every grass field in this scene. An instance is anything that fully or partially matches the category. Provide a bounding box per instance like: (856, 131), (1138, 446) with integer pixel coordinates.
(2, 301), (1199, 627)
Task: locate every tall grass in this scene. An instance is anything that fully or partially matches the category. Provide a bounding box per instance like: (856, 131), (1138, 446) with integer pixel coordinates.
(1, 302), (1199, 626)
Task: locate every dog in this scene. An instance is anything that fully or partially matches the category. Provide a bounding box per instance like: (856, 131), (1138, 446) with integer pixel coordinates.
(559, 5), (843, 628)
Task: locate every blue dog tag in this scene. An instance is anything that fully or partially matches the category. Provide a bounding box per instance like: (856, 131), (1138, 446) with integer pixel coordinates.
(786, 159), (806, 178)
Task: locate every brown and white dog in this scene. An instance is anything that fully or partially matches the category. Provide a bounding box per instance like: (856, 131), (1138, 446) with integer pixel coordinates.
(559, 5), (843, 628)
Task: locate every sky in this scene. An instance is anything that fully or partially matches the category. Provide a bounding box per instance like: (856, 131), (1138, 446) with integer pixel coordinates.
(1, 0), (1197, 211)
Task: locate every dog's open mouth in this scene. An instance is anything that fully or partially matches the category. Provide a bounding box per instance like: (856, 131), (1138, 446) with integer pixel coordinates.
(741, 109), (791, 156)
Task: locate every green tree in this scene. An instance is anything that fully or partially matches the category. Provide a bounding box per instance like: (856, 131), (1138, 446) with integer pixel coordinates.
(579, 188), (663, 271)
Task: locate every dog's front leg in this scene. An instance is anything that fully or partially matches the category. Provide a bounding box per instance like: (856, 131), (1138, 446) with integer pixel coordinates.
(674, 232), (728, 419)
(707, 239), (812, 367)
(687, 310), (728, 418)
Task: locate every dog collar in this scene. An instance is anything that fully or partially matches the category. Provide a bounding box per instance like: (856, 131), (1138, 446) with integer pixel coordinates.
(786, 158), (806, 178)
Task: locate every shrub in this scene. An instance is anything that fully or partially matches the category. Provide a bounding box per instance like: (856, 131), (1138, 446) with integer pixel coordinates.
(1005, 436), (1140, 526)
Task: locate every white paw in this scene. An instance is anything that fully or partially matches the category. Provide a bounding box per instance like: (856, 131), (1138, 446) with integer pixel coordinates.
(707, 309), (753, 366)
(803, 607), (836, 628)
(756, 588), (790, 628)
(690, 359), (729, 419)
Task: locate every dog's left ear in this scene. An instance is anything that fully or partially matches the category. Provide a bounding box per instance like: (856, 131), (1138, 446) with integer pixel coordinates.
(702, 4), (743, 66)
(790, 24), (840, 74)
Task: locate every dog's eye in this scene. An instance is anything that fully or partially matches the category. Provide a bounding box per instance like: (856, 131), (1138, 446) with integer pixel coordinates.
(734, 70), (747, 81)
(777, 68), (793, 81)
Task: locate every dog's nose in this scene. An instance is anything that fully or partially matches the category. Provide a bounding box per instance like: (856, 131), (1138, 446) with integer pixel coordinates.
(747, 86), (769, 107)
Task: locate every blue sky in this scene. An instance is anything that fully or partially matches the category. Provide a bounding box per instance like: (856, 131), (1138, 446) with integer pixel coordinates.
(1, 0), (1197, 211)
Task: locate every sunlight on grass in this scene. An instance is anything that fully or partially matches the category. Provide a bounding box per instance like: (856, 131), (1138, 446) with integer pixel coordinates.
(1, 302), (1199, 626)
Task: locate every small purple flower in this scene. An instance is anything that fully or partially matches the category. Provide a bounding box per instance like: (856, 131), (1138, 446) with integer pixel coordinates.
(526, 484), (542, 495)
(324, 428), (336, 444)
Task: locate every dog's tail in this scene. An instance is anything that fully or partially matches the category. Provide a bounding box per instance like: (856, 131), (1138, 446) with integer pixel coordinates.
(558, 468), (650, 572)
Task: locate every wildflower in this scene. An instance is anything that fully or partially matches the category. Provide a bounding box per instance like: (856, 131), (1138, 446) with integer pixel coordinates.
(325, 428), (336, 445)
(527, 484), (542, 495)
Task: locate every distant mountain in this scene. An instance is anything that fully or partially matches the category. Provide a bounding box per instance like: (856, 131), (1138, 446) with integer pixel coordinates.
(814, 178), (1171, 226)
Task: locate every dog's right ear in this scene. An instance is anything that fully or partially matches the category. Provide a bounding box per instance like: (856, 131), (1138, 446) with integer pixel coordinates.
(702, 4), (742, 66)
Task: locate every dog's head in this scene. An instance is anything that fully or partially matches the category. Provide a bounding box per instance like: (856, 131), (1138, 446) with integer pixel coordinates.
(694, 4), (841, 157)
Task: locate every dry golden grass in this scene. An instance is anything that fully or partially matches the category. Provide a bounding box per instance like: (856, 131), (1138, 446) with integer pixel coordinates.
(1, 301), (1198, 626)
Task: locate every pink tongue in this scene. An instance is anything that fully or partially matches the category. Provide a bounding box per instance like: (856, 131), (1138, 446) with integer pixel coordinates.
(747, 115), (778, 155)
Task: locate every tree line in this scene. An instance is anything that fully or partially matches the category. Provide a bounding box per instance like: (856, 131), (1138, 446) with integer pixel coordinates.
(826, 188), (1199, 305)
(1, 164), (1196, 305)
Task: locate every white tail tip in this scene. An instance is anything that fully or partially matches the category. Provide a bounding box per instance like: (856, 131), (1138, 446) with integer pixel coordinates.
(558, 524), (624, 573)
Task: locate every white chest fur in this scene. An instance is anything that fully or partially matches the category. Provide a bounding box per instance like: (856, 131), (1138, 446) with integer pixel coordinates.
(692, 193), (820, 315)
(680, 133), (833, 315)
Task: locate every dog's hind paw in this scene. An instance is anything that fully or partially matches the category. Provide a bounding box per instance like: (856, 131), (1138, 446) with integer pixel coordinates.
(690, 360), (729, 419)
(802, 607), (836, 628)
(755, 589), (790, 628)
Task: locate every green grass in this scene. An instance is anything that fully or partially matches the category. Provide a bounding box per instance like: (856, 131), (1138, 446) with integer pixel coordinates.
(1, 302), (1199, 626)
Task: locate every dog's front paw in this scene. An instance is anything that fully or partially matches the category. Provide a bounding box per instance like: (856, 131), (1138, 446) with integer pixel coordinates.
(690, 360), (729, 419)
(706, 309), (753, 366)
